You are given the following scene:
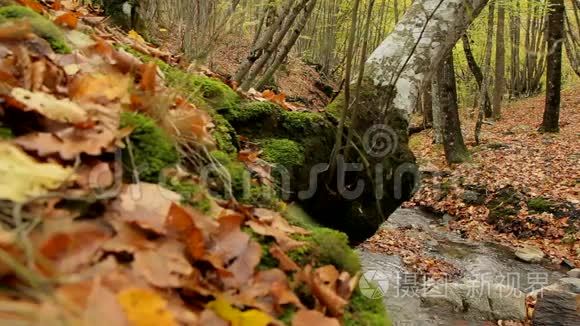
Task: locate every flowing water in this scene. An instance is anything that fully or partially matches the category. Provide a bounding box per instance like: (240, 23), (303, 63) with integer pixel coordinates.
(357, 208), (566, 325)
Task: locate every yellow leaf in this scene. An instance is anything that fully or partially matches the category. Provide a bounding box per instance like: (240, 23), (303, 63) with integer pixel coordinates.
(207, 296), (272, 326)
(11, 88), (88, 123)
(118, 288), (177, 326)
(0, 143), (73, 203)
(128, 30), (145, 44)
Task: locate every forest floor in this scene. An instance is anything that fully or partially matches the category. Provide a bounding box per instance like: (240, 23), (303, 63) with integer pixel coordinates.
(396, 86), (580, 270)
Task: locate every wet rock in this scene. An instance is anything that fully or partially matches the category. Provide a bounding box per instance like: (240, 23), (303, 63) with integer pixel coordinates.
(532, 290), (580, 326)
(462, 190), (485, 205)
(557, 278), (580, 293)
(567, 268), (580, 278)
(421, 282), (525, 321)
(514, 245), (545, 263)
(487, 284), (526, 320)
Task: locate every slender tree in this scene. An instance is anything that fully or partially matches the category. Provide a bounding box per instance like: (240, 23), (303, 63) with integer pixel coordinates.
(462, 34), (492, 117)
(475, 0), (495, 145)
(540, 0), (565, 132)
(492, 0), (505, 120)
(438, 54), (470, 163)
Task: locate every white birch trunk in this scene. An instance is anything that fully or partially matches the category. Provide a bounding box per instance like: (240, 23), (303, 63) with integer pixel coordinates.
(365, 0), (489, 123)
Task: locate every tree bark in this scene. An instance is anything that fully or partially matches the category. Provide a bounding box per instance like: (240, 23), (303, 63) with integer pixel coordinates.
(540, 0), (565, 132)
(462, 34), (492, 117)
(255, 0), (318, 89)
(475, 0), (495, 145)
(431, 77), (444, 144)
(438, 54), (470, 164)
(492, 0), (505, 120)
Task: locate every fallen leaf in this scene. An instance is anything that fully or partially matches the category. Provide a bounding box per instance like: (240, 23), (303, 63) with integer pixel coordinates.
(246, 220), (306, 252)
(112, 183), (181, 235)
(133, 239), (193, 288)
(139, 62), (157, 92)
(269, 245), (299, 272)
(0, 143), (73, 203)
(207, 296), (272, 326)
(69, 73), (131, 104)
(54, 12), (78, 29)
(118, 288), (177, 326)
(10, 87), (88, 123)
(127, 30), (145, 44)
(291, 310), (340, 326)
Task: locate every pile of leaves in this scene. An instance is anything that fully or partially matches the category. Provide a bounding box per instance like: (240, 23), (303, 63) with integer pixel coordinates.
(0, 1), (372, 325)
(361, 228), (461, 280)
(406, 86), (580, 267)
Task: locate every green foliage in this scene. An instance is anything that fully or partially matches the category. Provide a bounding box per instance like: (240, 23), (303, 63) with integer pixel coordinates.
(221, 101), (281, 124)
(344, 288), (391, 326)
(261, 139), (305, 168)
(0, 6), (70, 53)
(527, 197), (555, 213)
(163, 179), (211, 213)
(0, 126), (12, 139)
(281, 111), (326, 135)
(310, 227), (360, 274)
(120, 112), (179, 183)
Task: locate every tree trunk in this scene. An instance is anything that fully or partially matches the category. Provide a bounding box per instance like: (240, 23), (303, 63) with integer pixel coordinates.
(422, 81), (433, 127)
(303, 0), (489, 241)
(540, 0), (565, 132)
(492, 0), (505, 120)
(255, 0), (318, 89)
(431, 77), (444, 144)
(475, 0), (495, 145)
(462, 34), (492, 117)
(438, 55), (470, 164)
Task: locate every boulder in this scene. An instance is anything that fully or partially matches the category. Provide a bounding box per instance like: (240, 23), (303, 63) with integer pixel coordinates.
(557, 278), (580, 293)
(567, 268), (580, 278)
(514, 245), (545, 263)
(421, 282), (526, 321)
(462, 190), (485, 205)
(532, 290), (580, 326)
(487, 283), (526, 320)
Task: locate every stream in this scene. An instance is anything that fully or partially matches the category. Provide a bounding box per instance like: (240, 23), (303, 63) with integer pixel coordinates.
(357, 208), (567, 325)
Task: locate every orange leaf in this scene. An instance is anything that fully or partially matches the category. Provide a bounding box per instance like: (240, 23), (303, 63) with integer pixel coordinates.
(39, 233), (72, 260)
(166, 203), (194, 235)
(0, 21), (32, 41)
(52, 0), (62, 10)
(139, 62), (157, 92)
(54, 12), (78, 29)
(17, 0), (43, 13)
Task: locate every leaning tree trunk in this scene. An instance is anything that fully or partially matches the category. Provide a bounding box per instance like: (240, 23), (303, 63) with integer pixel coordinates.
(540, 0), (565, 132)
(462, 34), (492, 117)
(300, 0), (489, 242)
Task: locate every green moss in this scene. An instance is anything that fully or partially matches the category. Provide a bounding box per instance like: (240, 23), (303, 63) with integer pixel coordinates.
(261, 139), (305, 168)
(310, 227), (360, 274)
(0, 126), (12, 139)
(221, 101), (281, 124)
(0, 6), (70, 53)
(344, 288), (391, 326)
(210, 113), (238, 153)
(283, 204), (319, 229)
(163, 179), (211, 213)
(120, 112), (179, 183)
(281, 111), (325, 135)
(121, 46), (240, 109)
(278, 306), (297, 325)
(527, 197), (555, 213)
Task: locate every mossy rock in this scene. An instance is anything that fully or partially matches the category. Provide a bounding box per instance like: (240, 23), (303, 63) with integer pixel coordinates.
(120, 112), (179, 183)
(207, 150), (280, 209)
(0, 5), (71, 53)
(125, 48), (240, 110)
(261, 139), (305, 169)
(344, 288), (392, 326)
(527, 197), (556, 213)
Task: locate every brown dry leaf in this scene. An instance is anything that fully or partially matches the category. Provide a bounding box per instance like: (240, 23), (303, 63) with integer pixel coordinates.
(292, 310), (340, 326)
(54, 12), (78, 29)
(315, 265), (339, 287)
(269, 245), (299, 272)
(139, 62), (157, 92)
(10, 87), (88, 123)
(70, 73), (131, 104)
(17, 0), (44, 13)
(164, 106), (214, 146)
(254, 208), (310, 235)
(336, 271), (359, 300)
(222, 240), (261, 288)
(133, 239), (193, 288)
(101, 219), (157, 254)
(112, 183), (181, 235)
(14, 127), (116, 160)
(0, 20), (33, 41)
(246, 220), (306, 252)
(37, 221), (112, 274)
(165, 203), (207, 259)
